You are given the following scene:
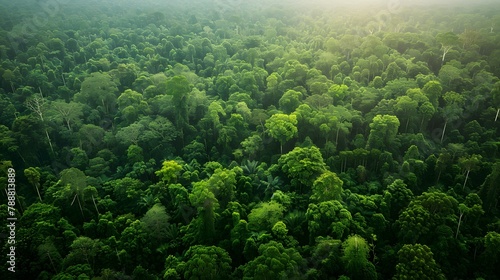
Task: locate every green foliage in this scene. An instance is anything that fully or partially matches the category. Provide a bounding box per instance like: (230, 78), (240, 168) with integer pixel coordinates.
(311, 171), (344, 202)
(155, 160), (183, 184)
(1, 2), (499, 279)
(265, 113), (298, 154)
(393, 244), (445, 280)
(366, 115), (400, 151)
(307, 200), (352, 242)
(179, 245), (232, 280)
(342, 235), (377, 280)
(248, 201), (284, 232)
(241, 241), (305, 280)
(278, 146), (326, 191)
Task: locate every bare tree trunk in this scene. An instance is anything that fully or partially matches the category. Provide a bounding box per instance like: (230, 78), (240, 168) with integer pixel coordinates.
(495, 108), (499, 122)
(47, 252), (58, 273)
(61, 73), (66, 87)
(72, 194), (85, 218)
(92, 194), (100, 216)
(455, 211), (464, 239)
(436, 169), (442, 184)
(35, 183), (43, 202)
(45, 129), (55, 155)
(463, 169), (470, 190)
(440, 121), (447, 143)
(77, 194), (84, 218)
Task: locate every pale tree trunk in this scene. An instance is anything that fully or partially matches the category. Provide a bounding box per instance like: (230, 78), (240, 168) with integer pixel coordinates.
(61, 73), (66, 87)
(71, 194), (85, 218)
(440, 120), (447, 143)
(463, 169), (470, 190)
(441, 46), (452, 66)
(45, 130), (55, 155)
(455, 210), (464, 239)
(495, 108), (499, 122)
(35, 183), (43, 202)
(92, 194), (100, 216)
(47, 252), (58, 273)
(66, 119), (71, 131)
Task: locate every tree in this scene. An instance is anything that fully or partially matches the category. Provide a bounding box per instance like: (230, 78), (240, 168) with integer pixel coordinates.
(383, 179), (414, 220)
(481, 231), (500, 277)
(241, 134), (262, 160)
(436, 32), (459, 66)
(49, 101), (84, 131)
(458, 154), (482, 189)
(440, 91), (465, 143)
(393, 244), (445, 280)
(279, 89), (302, 113)
(265, 113), (298, 154)
(455, 193), (484, 239)
(422, 80), (443, 108)
(24, 167), (43, 202)
(155, 160), (183, 184)
(63, 236), (99, 272)
(418, 101), (436, 131)
(74, 72), (118, 114)
(241, 241), (305, 280)
(181, 245), (232, 280)
(78, 124), (106, 155)
(366, 115), (400, 151)
(140, 203), (170, 242)
(396, 191), (458, 244)
(479, 162), (500, 212)
(188, 181), (219, 244)
(166, 75), (192, 128)
(53, 168), (88, 218)
(248, 201), (284, 232)
(206, 167), (238, 208)
(117, 89), (144, 110)
(310, 237), (343, 278)
(339, 34), (361, 60)
(492, 81), (500, 122)
(311, 171), (343, 202)
(25, 91), (54, 154)
(342, 235), (377, 280)
(278, 146), (326, 192)
(307, 200), (352, 242)
(395, 95), (418, 132)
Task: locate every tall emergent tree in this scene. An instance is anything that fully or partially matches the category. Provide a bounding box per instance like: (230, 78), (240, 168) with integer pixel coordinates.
(366, 115), (400, 151)
(265, 113), (298, 154)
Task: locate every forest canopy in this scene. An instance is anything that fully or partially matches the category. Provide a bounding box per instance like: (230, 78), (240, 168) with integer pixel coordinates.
(0, 0), (499, 279)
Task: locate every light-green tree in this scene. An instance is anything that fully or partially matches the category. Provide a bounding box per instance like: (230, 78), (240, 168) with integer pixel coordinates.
(436, 32), (459, 66)
(155, 160), (183, 184)
(366, 115), (400, 151)
(342, 235), (377, 280)
(265, 113), (298, 154)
